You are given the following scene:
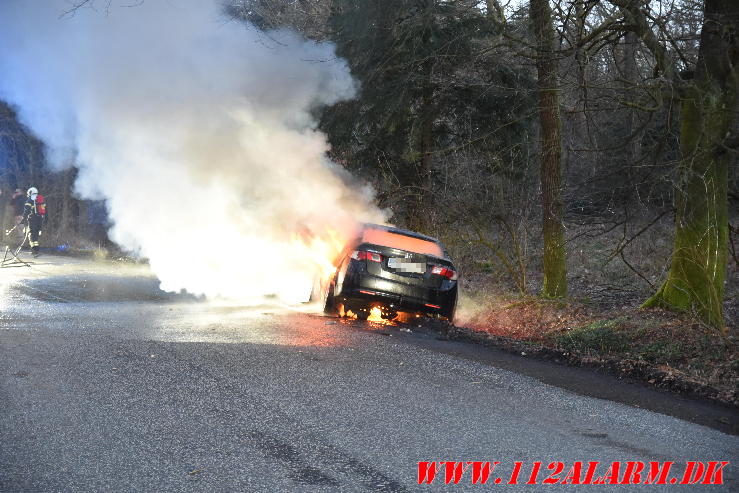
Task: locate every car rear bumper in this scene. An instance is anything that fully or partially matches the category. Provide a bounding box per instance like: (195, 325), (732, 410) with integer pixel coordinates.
(339, 272), (457, 315)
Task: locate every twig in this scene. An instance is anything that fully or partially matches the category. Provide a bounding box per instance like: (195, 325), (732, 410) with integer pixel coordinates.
(620, 249), (655, 289)
(60, 0), (94, 19)
(606, 208), (672, 264)
(729, 222), (739, 270)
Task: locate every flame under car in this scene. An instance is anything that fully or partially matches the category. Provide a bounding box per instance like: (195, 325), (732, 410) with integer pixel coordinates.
(320, 224), (458, 321)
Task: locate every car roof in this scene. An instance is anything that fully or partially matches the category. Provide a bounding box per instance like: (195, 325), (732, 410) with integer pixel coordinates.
(358, 223), (451, 259)
(361, 223), (441, 244)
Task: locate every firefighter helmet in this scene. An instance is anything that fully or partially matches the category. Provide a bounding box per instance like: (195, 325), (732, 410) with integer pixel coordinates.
(27, 187), (38, 197)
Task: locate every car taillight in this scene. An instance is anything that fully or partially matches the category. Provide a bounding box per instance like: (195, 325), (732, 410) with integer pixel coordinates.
(351, 250), (382, 263)
(431, 265), (458, 280)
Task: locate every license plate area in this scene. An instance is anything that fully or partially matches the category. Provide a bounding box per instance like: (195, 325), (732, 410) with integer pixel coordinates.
(387, 257), (426, 274)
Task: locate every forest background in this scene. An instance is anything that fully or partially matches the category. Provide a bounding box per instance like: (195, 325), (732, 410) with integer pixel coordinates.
(1, 0), (737, 403)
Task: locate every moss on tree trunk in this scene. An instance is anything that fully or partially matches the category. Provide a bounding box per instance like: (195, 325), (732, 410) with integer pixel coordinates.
(642, 0), (737, 330)
(531, 0), (567, 298)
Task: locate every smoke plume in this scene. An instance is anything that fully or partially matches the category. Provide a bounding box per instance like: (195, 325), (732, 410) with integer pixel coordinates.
(0, 0), (384, 303)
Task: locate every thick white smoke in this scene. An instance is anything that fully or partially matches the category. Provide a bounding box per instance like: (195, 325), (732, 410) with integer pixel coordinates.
(0, 0), (385, 303)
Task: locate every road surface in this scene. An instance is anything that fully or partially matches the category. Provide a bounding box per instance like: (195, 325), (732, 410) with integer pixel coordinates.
(1, 253), (737, 492)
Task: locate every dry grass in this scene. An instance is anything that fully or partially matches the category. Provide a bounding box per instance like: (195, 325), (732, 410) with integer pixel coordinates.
(451, 214), (739, 406)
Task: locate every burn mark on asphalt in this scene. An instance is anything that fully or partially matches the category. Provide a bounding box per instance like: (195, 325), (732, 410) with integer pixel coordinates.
(245, 429), (407, 492)
(246, 430), (338, 487)
(578, 430), (670, 460)
(580, 432), (608, 439)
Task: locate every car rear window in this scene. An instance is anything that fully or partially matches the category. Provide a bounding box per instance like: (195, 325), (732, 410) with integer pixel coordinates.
(361, 228), (444, 258)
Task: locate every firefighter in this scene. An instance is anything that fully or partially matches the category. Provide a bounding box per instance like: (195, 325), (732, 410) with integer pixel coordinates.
(22, 187), (46, 257)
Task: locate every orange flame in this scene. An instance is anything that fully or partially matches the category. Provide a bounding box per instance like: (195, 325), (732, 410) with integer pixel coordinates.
(367, 306), (384, 322)
(291, 227), (347, 282)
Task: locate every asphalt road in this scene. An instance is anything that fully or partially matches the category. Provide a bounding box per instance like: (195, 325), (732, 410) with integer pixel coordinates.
(1, 254), (737, 492)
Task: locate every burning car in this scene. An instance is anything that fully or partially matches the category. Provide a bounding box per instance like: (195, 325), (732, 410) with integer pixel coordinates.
(319, 224), (458, 321)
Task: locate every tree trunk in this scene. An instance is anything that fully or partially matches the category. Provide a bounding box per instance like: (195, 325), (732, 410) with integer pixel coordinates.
(642, 0), (738, 329)
(531, 0), (567, 298)
(485, 0), (503, 22)
(406, 1), (435, 234)
(411, 59), (434, 234)
(621, 30), (639, 165)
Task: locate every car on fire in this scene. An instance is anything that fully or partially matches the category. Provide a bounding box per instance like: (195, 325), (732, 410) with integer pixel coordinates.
(320, 223), (458, 321)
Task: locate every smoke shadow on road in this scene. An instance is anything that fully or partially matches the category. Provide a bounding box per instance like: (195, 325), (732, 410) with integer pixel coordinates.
(18, 274), (202, 303)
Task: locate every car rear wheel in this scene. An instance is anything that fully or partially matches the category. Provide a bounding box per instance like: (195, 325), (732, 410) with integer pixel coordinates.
(323, 282), (338, 316)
